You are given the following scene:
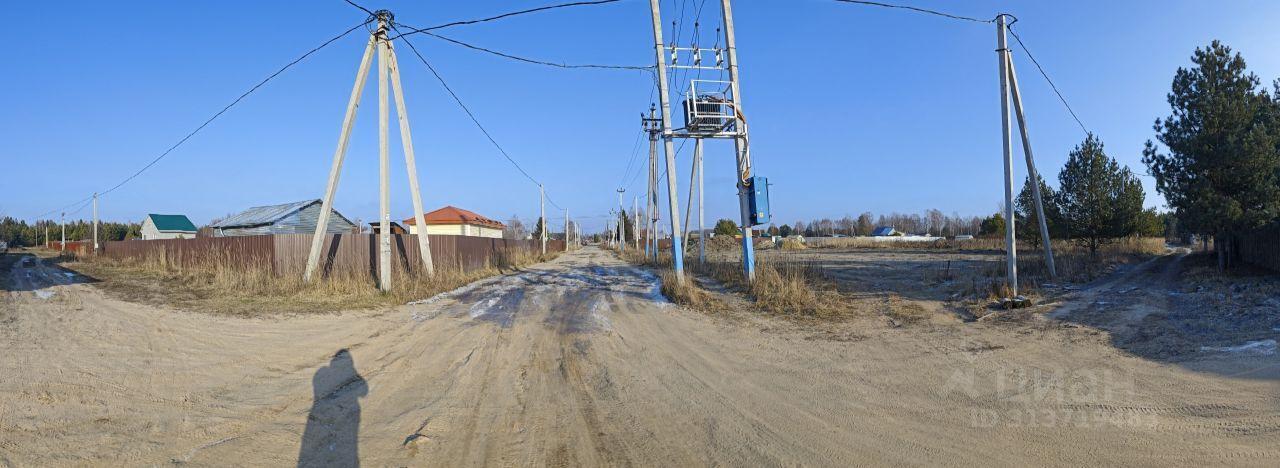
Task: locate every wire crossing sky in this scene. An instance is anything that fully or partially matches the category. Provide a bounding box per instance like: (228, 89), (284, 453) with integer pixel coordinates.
(5, 1), (1280, 232)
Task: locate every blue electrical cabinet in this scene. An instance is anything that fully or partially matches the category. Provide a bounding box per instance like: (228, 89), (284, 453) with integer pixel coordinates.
(747, 176), (771, 226)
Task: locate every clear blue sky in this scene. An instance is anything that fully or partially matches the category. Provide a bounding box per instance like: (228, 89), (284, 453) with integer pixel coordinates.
(4, 1), (1280, 233)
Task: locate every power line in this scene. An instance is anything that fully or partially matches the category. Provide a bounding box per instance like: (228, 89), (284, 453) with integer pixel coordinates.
(341, 0), (376, 17)
(833, 0), (994, 24)
(411, 27), (653, 72)
(1008, 27), (1090, 135)
(31, 18), (372, 220)
(389, 0), (623, 39)
(392, 25), (565, 211)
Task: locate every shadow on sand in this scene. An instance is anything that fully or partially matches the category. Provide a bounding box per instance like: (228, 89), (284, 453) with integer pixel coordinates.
(298, 349), (367, 467)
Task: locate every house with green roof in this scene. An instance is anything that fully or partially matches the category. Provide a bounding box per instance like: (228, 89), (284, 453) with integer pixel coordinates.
(142, 214), (198, 240)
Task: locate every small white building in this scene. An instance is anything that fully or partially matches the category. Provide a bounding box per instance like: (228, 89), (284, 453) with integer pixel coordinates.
(142, 214), (198, 240)
(403, 206), (505, 239)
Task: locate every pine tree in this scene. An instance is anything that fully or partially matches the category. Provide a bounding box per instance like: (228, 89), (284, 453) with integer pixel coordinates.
(1058, 134), (1144, 254)
(1142, 40), (1280, 269)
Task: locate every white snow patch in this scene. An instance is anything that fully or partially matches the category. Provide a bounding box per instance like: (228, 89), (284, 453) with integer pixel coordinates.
(1200, 339), (1277, 356)
(63, 272), (75, 278)
(469, 297), (501, 319)
(34, 290), (55, 300)
(589, 297), (613, 330)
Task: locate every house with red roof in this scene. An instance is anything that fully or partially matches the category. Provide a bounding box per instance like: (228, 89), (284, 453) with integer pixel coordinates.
(403, 206), (506, 239)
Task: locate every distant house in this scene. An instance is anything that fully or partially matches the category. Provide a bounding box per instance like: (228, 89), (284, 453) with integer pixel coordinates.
(142, 214), (197, 240)
(209, 199), (356, 237)
(403, 206), (505, 239)
(872, 226), (901, 237)
(368, 221), (406, 235)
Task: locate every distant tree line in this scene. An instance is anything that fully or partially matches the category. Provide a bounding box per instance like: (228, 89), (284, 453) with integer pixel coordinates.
(0, 217), (142, 247)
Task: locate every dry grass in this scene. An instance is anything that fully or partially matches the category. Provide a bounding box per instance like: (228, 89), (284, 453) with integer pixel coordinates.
(618, 246), (853, 319)
(779, 238), (808, 250)
(658, 270), (723, 312)
(69, 247), (555, 316)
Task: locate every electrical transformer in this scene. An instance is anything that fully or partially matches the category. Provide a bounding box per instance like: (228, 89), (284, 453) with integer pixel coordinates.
(746, 176), (770, 226)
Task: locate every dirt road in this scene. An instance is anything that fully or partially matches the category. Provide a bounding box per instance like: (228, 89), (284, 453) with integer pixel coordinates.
(2, 248), (1279, 466)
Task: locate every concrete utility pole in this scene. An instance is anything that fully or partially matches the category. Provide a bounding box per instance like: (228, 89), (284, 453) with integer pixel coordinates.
(60, 212), (65, 253)
(633, 196), (640, 251)
(540, 184), (547, 255)
(92, 192), (99, 251)
(643, 105), (661, 261)
(304, 10), (434, 291)
(616, 188), (626, 250)
(697, 138), (706, 265)
(564, 209), (569, 252)
(1005, 49), (1057, 280)
(996, 14), (1018, 296)
(681, 139), (700, 260)
(720, 0), (755, 283)
(647, 0), (686, 284)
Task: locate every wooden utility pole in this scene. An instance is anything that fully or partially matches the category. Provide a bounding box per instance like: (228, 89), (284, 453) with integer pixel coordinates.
(647, 0), (686, 284)
(303, 10), (434, 290)
(720, 0), (755, 283)
(996, 14), (1018, 296)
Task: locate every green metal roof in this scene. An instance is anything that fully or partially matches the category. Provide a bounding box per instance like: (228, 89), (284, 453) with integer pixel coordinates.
(147, 214), (197, 232)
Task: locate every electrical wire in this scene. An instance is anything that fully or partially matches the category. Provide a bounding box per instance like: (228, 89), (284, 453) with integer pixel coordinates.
(389, 0), (622, 40)
(30, 18), (372, 220)
(391, 25), (565, 211)
(341, 0), (376, 17)
(408, 27), (653, 72)
(833, 0), (994, 24)
(1008, 27), (1090, 135)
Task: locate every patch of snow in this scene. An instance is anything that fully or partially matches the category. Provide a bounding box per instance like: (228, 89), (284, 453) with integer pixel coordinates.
(34, 290), (55, 300)
(63, 272), (75, 278)
(1200, 339), (1277, 356)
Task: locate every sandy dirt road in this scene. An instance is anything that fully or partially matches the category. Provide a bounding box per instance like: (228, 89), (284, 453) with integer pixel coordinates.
(2, 247), (1279, 466)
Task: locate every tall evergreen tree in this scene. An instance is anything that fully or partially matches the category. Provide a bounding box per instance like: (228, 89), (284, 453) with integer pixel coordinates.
(1058, 134), (1145, 254)
(1014, 174), (1063, 249)
(1142, 40), (1280, 268)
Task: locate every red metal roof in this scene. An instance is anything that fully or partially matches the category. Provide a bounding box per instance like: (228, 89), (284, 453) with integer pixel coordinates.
(403, 206), (505, 229)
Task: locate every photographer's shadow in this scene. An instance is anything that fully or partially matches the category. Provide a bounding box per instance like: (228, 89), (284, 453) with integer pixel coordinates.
(298, 349), (367, 467)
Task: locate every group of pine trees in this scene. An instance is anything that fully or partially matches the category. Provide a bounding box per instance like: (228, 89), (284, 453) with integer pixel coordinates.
(1003, 134), (1154, 254)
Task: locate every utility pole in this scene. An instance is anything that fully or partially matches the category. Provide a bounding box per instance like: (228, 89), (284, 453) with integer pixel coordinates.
(697, 138), (706, 265)
(647, 0), (686, 284)
(60, 212), (65, 253)
(633, 196), (640, 251)
(540, 184), (547, 255)
(304, 10), (434, 291)
(616, 188), (626, 250)
(720, 0), (755, 283)
(643, 105), (661, 261)
(564, 208), (569, 252)
(1005, 46), (1057, 280)
(92, 192), (99, 251)
(996, 14), (1018, 297)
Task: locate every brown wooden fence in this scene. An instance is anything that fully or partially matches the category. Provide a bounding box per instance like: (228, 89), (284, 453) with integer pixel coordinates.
(1239, 223), (1280, 272)
(100, 234), (564, 278)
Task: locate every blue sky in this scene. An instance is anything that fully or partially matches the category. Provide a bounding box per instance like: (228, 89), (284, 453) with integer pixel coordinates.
(4, 1), (1280, 233)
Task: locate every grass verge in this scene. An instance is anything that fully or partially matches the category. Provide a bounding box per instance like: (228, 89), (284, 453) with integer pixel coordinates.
(68, 248), (557, 316)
